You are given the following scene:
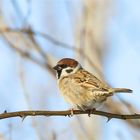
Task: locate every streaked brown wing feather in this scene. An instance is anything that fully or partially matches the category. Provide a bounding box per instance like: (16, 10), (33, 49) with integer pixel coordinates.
(72, 69), (109, 92)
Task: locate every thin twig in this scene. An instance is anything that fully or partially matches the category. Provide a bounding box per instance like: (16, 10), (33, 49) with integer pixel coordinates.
(0, 33), (55, 76)
(0, 110), (140, 120)
(0, 27), (102, 76)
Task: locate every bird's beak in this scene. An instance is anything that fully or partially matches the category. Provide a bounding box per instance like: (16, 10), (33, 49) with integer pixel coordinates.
(53, 65), (61, 71)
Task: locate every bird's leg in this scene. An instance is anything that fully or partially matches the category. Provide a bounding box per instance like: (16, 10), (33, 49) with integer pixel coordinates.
(68, 108), (74, 117)
(87, 108), (96, 117)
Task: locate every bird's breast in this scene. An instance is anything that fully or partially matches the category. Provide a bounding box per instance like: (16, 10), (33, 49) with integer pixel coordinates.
(58, 77), (94, 108)
(58, 77), (78, 106)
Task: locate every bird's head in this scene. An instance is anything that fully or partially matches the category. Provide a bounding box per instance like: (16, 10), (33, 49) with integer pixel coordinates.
(53, 58), (82, 79)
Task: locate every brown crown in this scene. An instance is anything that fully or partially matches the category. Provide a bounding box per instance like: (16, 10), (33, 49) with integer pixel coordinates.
(57, 58), (78, 68)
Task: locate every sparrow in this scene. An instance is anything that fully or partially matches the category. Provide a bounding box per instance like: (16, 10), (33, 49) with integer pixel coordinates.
(53, 58), (132, 112)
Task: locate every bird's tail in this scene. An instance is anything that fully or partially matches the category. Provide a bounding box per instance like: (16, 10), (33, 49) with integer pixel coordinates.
(109, 88), (133, 93)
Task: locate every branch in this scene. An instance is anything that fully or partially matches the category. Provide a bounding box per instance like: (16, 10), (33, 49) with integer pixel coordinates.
(0, 27), (103, 76)
(1, 110), (140, 121)
(0, 32), (55, 76)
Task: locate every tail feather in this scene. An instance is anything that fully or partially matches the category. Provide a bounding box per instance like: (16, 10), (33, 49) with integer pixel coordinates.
(110, 88), (133, 93)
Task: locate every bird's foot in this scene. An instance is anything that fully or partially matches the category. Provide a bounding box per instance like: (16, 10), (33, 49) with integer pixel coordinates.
(68, 108), (74, 117)
(87, 108), (96, 117)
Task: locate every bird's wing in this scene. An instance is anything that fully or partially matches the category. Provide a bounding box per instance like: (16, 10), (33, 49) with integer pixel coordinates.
(72, 69), (109, 92)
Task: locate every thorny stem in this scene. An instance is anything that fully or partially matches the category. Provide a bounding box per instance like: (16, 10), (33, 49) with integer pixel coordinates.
(0, 110), (140, 121)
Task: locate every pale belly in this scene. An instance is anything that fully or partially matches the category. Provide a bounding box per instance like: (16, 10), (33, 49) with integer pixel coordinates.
(59, 80), (107, 110)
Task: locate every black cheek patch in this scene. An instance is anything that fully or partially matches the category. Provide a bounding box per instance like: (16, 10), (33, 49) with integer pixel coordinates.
(66, 69), (73, 73)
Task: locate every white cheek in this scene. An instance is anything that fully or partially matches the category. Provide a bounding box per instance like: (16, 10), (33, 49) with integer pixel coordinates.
(59, 64), (81, 79)
(60, 68), (74, 78)
(61, 69), (71, 77)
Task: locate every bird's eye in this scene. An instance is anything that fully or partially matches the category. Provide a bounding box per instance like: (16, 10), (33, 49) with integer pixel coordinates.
(61, 64), (67, 68)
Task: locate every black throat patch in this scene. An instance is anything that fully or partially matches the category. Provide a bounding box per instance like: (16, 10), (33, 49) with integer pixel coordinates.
(57, 70), (62, 79)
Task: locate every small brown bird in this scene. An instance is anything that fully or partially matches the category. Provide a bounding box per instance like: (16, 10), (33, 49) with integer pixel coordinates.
(53, 58), (132, 111)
